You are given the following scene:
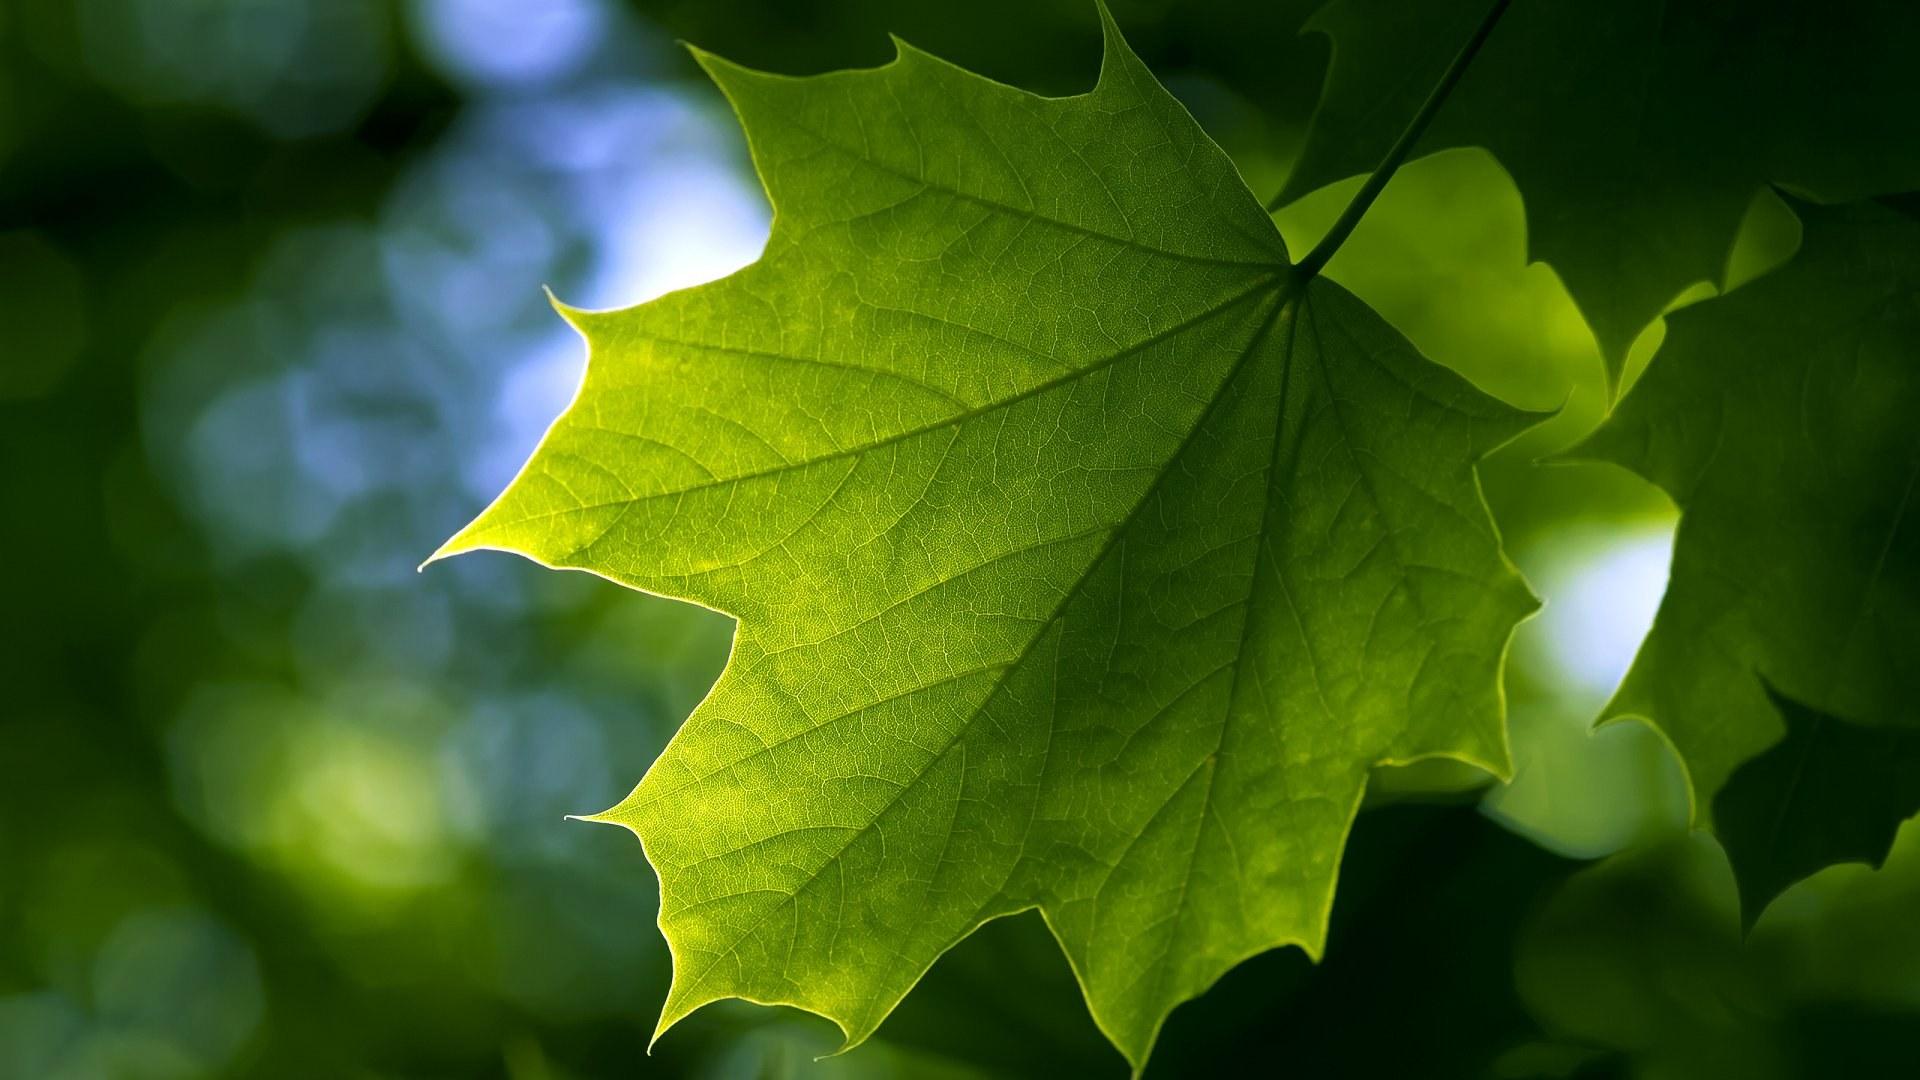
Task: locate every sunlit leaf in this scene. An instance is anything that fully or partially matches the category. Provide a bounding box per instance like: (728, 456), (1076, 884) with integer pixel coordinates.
(436, 10), (1534, 1068)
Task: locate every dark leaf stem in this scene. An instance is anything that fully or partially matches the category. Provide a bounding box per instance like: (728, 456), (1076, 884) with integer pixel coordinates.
(1281, 0), (1511, 281)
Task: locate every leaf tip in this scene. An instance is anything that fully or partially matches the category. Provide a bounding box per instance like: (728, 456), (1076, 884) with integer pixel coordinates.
(542, 285), (595, 337)
(1513, 394), (1577, 467)
(1541, 419), (1615, 469)
(1538, 381), (1577, 427)
(645, 1013), (673, 1055)
(418, 531), (474, 573)
(683, 40), (759, 98)
(567, 804), (643, 839)
(679, 38), (719, 69)
(1091, 0), (1145, 88)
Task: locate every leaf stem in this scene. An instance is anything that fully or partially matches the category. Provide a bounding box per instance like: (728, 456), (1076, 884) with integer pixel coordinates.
(1283, 0), (1511, 280)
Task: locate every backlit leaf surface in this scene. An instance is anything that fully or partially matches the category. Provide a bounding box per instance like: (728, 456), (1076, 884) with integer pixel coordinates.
(436, 13), (1534, 1068)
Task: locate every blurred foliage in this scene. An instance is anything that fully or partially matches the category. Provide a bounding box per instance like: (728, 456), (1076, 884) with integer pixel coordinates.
(1, 0), (1914, 1077)
(1281, 0), (1920, 377)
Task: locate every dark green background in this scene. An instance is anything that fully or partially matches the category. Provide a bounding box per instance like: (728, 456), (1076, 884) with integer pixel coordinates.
(4, 1), (1915, 1076)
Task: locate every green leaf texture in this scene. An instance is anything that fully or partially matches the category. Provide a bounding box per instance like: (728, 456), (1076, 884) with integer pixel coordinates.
(435, 12), (1535, 1069)
(1281, 0), (1920, 384)
(1580, 199), (1920, 917)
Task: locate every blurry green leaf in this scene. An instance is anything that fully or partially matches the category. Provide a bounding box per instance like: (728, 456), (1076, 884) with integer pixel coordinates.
(1513, 835), (1783, 1079)
(437, 9), (1534, 1070)
(1578, 199), (1920, 921)
(1767, 818), (1920, 1007)
(1281, 0), (1920, 384)
(1714, 685), (1920, 929)
(1514, 831), (1920, 1079)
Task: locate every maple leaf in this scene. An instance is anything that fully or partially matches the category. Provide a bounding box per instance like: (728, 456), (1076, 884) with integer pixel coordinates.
(432, 9), (1534, 1069)
(1714, 684), (1920, 930)
(1280, 0), (1920, 386)
(1577, 198), (1920, 923)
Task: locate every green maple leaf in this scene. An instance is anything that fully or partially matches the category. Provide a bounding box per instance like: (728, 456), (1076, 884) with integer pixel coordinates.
(1578, 198), (1920, 923)
(1714, 684), (1920, 931)
(1280, 0), (1920, 385)
(433, 9), (1535, 1069)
